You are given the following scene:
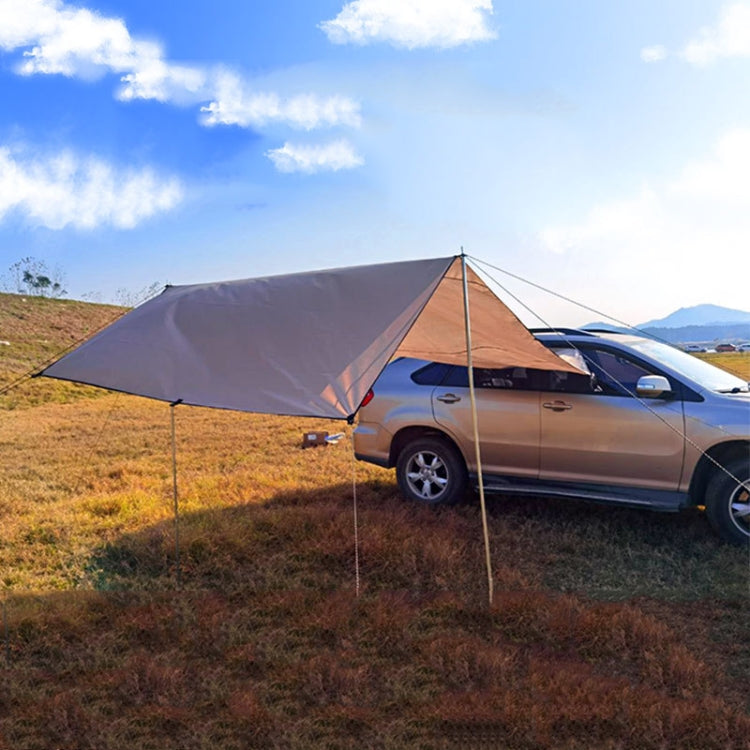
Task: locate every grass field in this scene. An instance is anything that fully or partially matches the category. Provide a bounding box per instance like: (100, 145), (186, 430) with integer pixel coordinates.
(0, 295), (748, 749)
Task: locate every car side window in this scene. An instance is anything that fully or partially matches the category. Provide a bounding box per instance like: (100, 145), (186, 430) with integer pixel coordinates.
(547, 370), (596, 394)
(579, 348), (655, 397)
(442, 366), (543, 391)
(411, 362), (451, 386)
(544, 347), (596, 393)
(442, 366), (470, 387)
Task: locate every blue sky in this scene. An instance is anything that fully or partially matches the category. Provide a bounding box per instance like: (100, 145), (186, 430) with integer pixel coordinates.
(0, 0), (748, 325)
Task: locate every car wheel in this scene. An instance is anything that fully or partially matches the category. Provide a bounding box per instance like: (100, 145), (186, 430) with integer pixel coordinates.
(396, 437), (467, 505)
(705, 458), (750, 546)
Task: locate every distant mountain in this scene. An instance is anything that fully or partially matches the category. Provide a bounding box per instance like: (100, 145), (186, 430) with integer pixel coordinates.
(582, 304), (750, 345)
(641, 323), (750, 345)
(639, 304), (750, 329)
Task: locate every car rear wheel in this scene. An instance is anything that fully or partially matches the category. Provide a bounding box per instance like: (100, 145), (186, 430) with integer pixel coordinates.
(396, 437), (467, 505)
(705, 458), (750, 546)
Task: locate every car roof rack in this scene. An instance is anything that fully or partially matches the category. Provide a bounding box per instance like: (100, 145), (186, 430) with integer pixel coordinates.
(580, 328), (633, 335)
(528, 328), (595, 336)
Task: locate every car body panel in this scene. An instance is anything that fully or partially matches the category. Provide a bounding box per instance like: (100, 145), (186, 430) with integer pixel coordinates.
(431, 386), (540, 477)
(353, 421), (391, 467)
(538, 392), (685, 489)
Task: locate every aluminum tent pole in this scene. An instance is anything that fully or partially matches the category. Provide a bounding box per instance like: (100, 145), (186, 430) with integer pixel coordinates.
(461, 253), (495, 606)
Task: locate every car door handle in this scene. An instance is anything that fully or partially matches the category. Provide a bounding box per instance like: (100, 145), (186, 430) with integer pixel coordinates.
(437, 393), (461, 404)
(543, 400), (573, 411)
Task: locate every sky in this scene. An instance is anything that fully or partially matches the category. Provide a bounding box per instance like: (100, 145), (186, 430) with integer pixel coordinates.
(0, 0), (749, 326)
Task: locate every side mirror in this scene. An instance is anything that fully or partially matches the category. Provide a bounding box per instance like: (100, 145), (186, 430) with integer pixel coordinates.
(636, 375), (672, 398)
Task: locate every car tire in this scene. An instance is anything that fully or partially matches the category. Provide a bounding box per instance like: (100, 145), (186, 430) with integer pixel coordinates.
(705, 458), (750, 546)
(396, 437), (467, 506)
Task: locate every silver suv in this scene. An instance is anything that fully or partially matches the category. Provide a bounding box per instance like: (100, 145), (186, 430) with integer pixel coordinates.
(354, 329), (750, 545)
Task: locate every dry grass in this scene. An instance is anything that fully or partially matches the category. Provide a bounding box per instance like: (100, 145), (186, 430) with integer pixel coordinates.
(3, 586), (749, 750)
(696, 351), (750, 380)
(0, 295), (748, 749)
(0, 292), (124, 409)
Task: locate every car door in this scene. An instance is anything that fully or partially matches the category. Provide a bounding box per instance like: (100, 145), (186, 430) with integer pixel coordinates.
(431, 366), (541, 477)
(539, 346), (685, 490)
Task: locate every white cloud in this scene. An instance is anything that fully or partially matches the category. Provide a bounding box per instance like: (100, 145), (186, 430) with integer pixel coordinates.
(0, 0), (360, 130)
(681, 2), (750, 64)
(118, 58), (207, 104)
(266, 140), (364, 174)
(320, 0), (496, 49)
(0, 147), (183, 229)
(200, 71), (361, 130)
(0, 0), (203, 99)
(640, 45), (667, 63)
(0, 0), (64, 50)
(537, 130), (750, 314)
(643, 3), (750, 65)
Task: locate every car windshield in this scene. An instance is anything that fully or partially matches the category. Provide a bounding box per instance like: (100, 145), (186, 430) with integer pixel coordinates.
(628, 339), (748, 393)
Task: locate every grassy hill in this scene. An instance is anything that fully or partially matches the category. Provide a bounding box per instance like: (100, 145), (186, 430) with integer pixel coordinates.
(0, 294), (748, 749)
(0, 292), (126, 409)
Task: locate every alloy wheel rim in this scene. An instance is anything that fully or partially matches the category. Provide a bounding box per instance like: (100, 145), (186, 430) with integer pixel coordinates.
(406, 450), (449, 500)
(729, 480), (750, 537)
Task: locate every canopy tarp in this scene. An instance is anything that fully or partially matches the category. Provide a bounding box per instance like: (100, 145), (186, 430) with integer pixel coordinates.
(40, 256), (579, 419)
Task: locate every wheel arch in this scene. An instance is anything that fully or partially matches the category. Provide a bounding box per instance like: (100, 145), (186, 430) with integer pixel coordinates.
(688, 440), (750, 506)
(388, 426), (467, 469)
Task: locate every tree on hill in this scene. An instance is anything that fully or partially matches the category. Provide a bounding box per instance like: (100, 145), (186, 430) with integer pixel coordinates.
(115, 281), (163, 307)
(3, 257), (67, 298)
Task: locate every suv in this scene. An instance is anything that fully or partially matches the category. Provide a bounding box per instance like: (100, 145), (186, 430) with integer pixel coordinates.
(354, 329), (750, 545)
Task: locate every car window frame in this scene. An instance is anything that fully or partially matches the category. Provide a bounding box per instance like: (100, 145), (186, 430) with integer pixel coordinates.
(544, 342), (696, 401)
(416, 337), (704, 402)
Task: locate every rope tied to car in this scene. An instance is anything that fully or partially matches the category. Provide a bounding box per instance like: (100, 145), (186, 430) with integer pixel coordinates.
(349, 426), (361, 598)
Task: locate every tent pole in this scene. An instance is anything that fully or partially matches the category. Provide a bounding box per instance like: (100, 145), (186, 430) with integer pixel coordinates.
(461, 253), (494, 607)
(170, 402), (182, 589)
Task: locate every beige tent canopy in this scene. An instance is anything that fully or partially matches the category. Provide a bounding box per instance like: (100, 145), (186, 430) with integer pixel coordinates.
(40, 256), (578, 419)
(40, 254), (582, 603)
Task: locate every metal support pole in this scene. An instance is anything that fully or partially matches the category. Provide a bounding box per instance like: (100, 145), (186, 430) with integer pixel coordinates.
(461, 253), (494, 606)
(170, 402), (182, 589)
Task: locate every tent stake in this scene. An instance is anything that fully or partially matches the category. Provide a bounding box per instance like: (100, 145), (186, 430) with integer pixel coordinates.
(461, 253), (494, 607)
(170, 402), (182, 589)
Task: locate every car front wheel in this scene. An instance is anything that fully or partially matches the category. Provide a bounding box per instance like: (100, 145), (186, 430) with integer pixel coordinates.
(705, 458), (750, 546)
(396, 437), (467, 505)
